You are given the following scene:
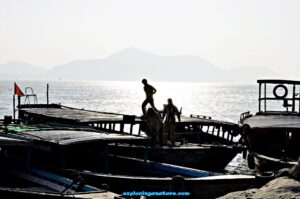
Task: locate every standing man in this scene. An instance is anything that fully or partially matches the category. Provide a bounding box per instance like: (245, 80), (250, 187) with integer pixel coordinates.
(141, 79), (158, 115)
(162, 98), (181, 146)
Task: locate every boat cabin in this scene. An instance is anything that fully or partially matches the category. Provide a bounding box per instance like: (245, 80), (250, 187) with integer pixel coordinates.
(257, 79), (300, 113)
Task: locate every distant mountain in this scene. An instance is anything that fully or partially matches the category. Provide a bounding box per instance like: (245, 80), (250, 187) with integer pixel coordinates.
(47, 48), (223, 82)
(0, 61), (46, 80)
(1, 48), (279, 83)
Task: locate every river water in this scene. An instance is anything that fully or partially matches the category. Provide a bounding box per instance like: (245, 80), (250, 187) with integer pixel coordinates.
(0, 80), (260, 121)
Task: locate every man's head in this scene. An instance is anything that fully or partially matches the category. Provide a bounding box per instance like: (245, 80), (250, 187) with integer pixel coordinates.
(167, 98), (173, 105)
(142, 79), (148, 85)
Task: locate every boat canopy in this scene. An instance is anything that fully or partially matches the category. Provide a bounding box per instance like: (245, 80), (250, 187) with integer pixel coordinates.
(0, 129), (147, 147)
(257, 79), (300, 85)
(257, 79), (300, 113)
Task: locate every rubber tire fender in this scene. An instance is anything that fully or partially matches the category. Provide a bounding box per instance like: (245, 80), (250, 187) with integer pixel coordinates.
(169, 175), (186, 192)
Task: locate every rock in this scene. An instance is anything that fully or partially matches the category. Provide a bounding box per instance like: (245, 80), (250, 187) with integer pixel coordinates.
(218, 177), (300, 199)
(289, 157), (300, 181)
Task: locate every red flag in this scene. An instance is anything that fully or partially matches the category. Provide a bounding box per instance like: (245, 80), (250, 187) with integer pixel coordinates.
(14, 83), (24, 97)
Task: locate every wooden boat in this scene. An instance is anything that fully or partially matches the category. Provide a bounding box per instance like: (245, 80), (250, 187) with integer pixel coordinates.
(0, 126), (260, 199)
(0, 168), (119, 199)
(69, 155), (258, 199)
(0, 153), (119, 199)
(16, 102), (242, 170)
(17, 104), (240, 144)
(239, 79), (300, 171)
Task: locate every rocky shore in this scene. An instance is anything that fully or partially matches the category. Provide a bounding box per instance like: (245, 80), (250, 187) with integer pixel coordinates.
(219, 158), (300, 199)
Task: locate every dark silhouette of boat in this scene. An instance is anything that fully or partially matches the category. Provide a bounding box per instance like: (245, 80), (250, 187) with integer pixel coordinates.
(16, 102), (242, 171)
(0, 126), (260, 199)
(0, 136), (119, 199)
(239, 79), (300, 171)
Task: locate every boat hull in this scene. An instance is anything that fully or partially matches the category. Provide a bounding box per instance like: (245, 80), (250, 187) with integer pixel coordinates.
(252, 152), (297, 171)
(79, 171), (256, 199)
(241, 114), (300, 170)
(108, 144), (240, 171)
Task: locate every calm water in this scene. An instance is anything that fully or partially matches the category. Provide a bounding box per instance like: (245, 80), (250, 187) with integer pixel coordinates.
(0, 80), (260, 122)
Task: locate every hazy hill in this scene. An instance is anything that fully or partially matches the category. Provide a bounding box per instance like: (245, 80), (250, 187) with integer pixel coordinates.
(0, 61), (46, 80)
(47, 48), (223, 82)
(47, 48), (278, 82)
(1, 48), (278, 83)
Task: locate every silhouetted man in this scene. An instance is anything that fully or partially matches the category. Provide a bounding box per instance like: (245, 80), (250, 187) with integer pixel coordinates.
(141, 79), (158, 115)
(162, 98), (181, 146)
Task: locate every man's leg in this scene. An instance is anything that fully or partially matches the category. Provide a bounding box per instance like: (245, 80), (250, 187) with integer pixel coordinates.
(148, 98), (158, 111)
(162, 123), (169, 145)
(141, 99), (148, 115)
(170, 123), (176, 144)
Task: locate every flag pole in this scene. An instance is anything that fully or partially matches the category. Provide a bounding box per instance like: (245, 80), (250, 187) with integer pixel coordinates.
(14, 82), (25, 122)
(46, 83), (49, 105)
(18, 96), (21, 107)
(13, 94), (15, 121)
(17, 96), (21, 121)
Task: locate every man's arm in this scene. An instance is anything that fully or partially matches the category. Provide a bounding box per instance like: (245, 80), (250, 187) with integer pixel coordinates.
(175, 107), (181, 122)
(177, 112), (181, 122)
(152, 86), (157, 94)
(162, 105), (167, 121)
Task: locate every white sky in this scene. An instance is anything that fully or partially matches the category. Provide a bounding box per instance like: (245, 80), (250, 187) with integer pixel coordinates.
(0, 0), (300, 77)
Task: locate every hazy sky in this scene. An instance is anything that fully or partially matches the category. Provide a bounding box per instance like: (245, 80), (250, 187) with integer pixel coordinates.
(0, 0), (300, 77)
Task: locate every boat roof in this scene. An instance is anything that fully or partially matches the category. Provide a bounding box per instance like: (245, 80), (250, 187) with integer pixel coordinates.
(18, 104), (237, 126)
(2, 129), (147, 146)
(257, 79), (300, 85)
(19, 105), (141, 124)
(243, 114), (300, 129)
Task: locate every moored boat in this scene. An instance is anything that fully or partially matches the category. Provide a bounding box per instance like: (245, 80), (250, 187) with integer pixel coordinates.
(239, 79), (300, 171)
(16, 101), (242, 170)
(0, 145), (119, 199)
(0, 125), (259, 199)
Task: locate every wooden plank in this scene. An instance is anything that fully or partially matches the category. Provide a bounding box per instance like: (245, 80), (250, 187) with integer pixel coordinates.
(15, 130), (146, 146)
(20, 107), (236, 127)
(20, 108), (125, 123)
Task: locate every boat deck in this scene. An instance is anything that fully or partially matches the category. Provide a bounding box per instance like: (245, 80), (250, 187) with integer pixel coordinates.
(19, 105), (136, 124)
(1, 129), (147, 147)
(18, 104), (236, 126)
(17, 104), (239, 144)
